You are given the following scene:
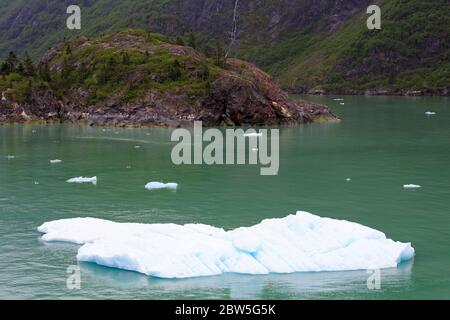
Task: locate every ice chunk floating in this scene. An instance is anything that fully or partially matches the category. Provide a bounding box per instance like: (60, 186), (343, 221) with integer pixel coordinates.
(37, 212), (415, 279)
(145, 182), (178, 191)
(50, 159), (62, 164)
(403, 184), (421, 189)
(67, 176), (97, 185)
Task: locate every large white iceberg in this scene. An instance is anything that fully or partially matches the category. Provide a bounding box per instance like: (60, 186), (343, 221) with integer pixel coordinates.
(37, 212), (415, 279)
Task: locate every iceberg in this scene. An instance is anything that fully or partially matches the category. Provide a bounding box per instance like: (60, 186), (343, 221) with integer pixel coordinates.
(145, 182), (178, 191)
(37, 212), (415, 279)
(50, 159), (62, 164)
(403, 184), (421, 189)
(66, 176), (97, 185)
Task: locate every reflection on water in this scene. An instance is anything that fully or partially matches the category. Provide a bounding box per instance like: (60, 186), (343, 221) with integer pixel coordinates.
(79, 260), (414, 299)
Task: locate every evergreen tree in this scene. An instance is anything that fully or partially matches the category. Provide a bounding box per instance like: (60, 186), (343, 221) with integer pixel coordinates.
(23, 53), (36, 77)
(66, 44), (72, 55)
(168, 59), (182, 81)
(188, 33), (196, 49)
(24, 79), (33, 102)
(39, 62), (51, 82)
(122, 52), (130, 65)
(16, 62), (24, 74)
(0, 61), (8, 75)
(5, 51), (18, 73)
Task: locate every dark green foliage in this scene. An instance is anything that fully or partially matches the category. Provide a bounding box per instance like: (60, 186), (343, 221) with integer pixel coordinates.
(16, 62), (24, 74)
(122, 52), (130, 65)
(188, 33), (197, 49)
(176, 37), (185, 46)
(2, 51), (19, 74)
(23, 53), (36, 77)
(39, 62), (51, 82)
(168, 59), (182, 81)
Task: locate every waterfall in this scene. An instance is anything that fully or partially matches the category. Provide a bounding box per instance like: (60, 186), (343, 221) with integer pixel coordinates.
(226, 0), (240, 59)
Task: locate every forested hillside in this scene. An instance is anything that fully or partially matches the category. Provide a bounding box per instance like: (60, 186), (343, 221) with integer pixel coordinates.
(1, 0), (448, 93)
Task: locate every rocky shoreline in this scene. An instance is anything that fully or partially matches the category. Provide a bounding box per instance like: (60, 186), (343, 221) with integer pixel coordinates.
(0, 95), (337, 128)
(287, 87), (450, 97)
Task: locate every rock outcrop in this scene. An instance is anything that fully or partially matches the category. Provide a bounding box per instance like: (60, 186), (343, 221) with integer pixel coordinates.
(0, 30), (336, 127)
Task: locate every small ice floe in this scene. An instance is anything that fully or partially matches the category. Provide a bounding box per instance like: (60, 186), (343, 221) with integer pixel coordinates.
(32, 130), (37, 133)
(340, 103), (345, 105)
(34, 181), (40, 185)
(252, 148), (259, 152)
(146, 133), (151, 136)
(6, 155), (15, 159)
(403, 184), (421, 189)
(243, 133), (263, 138)
(145, 182), (178, 191)
(425, 112), (436, 116)
(346, 178), (352, 182)
(126, 165), (132, 169)
(50, 159), (62, 164)
(67, 177), (97, 185)
(333, 98), (344, 101)
(134, 146), (141, 149)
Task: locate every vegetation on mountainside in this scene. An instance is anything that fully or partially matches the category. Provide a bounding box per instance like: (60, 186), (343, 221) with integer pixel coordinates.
(236, 0), (449, 91)
(0, 30), (227, 105)
(1, 0), (448, 92)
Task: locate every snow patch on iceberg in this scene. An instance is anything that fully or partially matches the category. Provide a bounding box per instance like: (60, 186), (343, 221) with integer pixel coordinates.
(145, 182), (178, 191)
(67, 176), (97, 185)
(37, 212), (415, 279)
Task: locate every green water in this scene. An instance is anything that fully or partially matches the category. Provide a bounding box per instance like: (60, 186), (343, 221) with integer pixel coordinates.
(0, 95), (449, 300)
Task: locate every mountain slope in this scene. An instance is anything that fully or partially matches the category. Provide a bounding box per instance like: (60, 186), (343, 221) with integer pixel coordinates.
(0, 0), (448, 94)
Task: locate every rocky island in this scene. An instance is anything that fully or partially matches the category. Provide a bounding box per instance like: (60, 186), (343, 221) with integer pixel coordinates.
(0, 29), (336, 127)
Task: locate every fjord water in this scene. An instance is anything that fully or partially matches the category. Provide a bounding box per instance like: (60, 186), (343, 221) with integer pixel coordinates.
(0, 95), (449, 299)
